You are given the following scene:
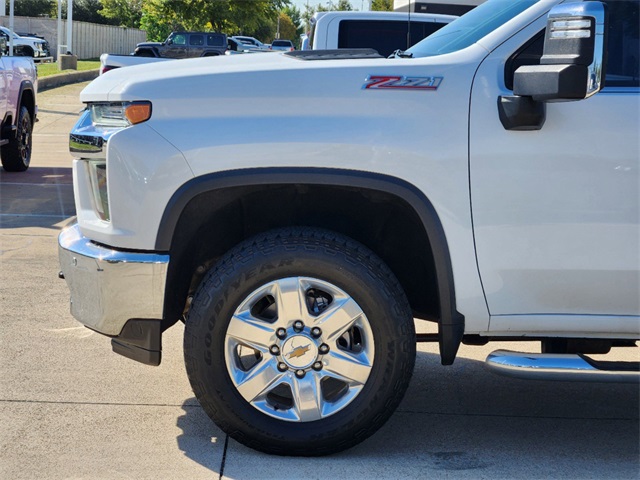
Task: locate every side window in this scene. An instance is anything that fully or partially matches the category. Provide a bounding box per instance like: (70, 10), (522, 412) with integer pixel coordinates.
(603, 0), (639, 87)
(504, 31), (544, 91)
(338, 20), (442, 57)
(207, 35), (224, 47)
(189, 35), (204, 46)
(173, 34), (186, 46)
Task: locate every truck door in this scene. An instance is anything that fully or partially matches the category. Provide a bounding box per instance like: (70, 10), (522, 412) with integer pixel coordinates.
(164, 33), (188, 58)
(188, 34), (204, 57)
(469, 1), (639, 332)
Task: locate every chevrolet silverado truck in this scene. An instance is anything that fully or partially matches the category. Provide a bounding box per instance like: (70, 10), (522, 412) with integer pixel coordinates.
(59, 0), (639, 456)
(0, 37), (37, 172)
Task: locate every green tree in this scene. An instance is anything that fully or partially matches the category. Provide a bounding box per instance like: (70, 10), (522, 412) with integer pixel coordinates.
(283, 4), (304, 41)
(100, 0), (143, 28)
(317, 0), (353, 12)
(14, 0), (53, 18)
(371, 0), (393, 11)
(48, 0), (118, 26)
(140, 0), (287, 42)
(301, 2), (315, 33)
(273, 12), (296, 42)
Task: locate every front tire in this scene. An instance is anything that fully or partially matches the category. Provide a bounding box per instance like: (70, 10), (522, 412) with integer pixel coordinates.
(1, 106), (32, 172)
(184, 228), (416, 456)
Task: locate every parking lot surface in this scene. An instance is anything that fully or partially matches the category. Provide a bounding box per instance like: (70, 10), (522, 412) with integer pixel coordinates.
(1, 83), (638, 479)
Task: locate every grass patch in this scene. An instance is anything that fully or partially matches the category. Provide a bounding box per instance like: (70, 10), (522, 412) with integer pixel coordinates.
(37, 59), (100, 77)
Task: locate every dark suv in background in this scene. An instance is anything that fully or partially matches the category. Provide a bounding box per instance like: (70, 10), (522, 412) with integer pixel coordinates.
(134, 31), (227, 58)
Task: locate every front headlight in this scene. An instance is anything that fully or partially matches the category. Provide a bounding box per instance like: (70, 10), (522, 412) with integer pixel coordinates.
(89, 101), (152, 128)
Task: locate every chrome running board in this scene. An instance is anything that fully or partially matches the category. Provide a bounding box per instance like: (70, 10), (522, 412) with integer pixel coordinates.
(485, 350), (639, 383)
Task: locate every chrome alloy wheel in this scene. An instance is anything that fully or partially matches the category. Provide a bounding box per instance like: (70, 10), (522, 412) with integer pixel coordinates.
(224, 277), (375, 422)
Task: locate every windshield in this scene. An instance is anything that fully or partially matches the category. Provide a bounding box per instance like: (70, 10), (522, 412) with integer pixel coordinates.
(407, 0), (541, 58)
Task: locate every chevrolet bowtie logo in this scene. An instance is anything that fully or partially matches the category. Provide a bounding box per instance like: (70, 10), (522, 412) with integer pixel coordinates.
(287, 344), (311, 359)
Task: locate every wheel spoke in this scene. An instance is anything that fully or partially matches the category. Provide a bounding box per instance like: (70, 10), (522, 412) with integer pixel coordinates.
(314, 297), (363, 341)
(291, 373), (324, 422)
(235, 358), (285, 403)
(273, 277), (310, 324)
(226, 313), (274, 352)
(323, 349), (372, 386)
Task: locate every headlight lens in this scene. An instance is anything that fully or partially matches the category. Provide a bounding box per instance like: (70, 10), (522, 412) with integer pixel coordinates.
(89, 101), (152, 127)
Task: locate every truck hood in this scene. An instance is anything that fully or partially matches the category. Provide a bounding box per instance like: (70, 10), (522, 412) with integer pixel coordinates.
(81, 52), (428, 103)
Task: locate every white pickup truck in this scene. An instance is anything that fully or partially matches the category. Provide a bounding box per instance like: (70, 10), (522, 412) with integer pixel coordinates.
(0, 26), (51, 61)
(0, 38), (37, 171)
(59, 0), (639, 456)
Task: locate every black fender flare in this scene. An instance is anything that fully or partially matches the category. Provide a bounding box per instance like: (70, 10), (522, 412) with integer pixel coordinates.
(158, 167), (464, 364)
(17, 80), (35, 122)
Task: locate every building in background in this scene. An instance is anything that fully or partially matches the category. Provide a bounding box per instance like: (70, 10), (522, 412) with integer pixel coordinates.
(394, 0), (485, 16)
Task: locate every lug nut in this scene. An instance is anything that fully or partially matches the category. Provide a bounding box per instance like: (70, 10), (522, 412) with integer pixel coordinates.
(310, 327), (322, 338)
(312, 361), (323, 371)
(276, 328), (287, 339)
(293, 320), (304, 332)
(277, 362), (288, 372)
(295, 369), (306, 379)
(270, 345), (280, 355)
(319, 343), (330, 355)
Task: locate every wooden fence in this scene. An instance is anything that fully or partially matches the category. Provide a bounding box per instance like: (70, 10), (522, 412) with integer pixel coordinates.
(0, 16), (146, 60)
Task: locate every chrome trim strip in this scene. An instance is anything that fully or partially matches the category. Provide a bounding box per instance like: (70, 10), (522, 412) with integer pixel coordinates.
(58, 224), (169, 336)
(485, 349), (639, 384)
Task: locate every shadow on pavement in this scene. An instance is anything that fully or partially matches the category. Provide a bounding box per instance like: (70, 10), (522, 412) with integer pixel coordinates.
(176, 400), (224, 475)
(174, 350), (639, 477)
(0, 166), (75, 230)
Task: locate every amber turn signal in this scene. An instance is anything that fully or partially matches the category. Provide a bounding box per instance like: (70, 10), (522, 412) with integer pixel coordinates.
(124, 102), (152, 125)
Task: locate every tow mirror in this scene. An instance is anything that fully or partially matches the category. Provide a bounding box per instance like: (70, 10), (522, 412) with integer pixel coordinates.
(515, 1), (608, 101)
(499, 1), (608, 130)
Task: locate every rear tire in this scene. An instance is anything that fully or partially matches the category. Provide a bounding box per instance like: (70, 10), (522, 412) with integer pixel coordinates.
(184, 227), (416, 456)
(1, 106), (32, 172)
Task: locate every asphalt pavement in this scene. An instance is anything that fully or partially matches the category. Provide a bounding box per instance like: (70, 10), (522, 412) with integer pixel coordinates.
(1, 82), (638, 479)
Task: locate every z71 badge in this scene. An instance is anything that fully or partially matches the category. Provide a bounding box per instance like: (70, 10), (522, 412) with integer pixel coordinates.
(363, 75), (443, 90)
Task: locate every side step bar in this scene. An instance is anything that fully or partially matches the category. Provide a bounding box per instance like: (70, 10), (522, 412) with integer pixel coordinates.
(486, 350), (639, 383)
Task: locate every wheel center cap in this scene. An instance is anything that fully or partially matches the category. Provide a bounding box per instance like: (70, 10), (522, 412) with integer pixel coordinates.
(281, 335), (318, 369)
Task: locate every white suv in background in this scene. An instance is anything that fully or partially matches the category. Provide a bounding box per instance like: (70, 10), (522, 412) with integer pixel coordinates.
(269, 39), (295, 51)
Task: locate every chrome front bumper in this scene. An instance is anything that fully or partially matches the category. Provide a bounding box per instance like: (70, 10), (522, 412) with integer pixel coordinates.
(58, 223), (169, 336)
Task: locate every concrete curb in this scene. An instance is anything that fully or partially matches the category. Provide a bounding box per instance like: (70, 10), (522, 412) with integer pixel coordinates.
(39, 69), (99, 91)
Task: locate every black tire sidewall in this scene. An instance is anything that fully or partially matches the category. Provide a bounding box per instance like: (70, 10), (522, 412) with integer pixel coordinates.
(1, 106), (31, 172)
(184, 229), (415, 455)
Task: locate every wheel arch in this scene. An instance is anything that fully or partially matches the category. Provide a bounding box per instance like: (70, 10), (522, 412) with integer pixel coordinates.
(18, 81), (36, 122)
(159, 167), (464, 364)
